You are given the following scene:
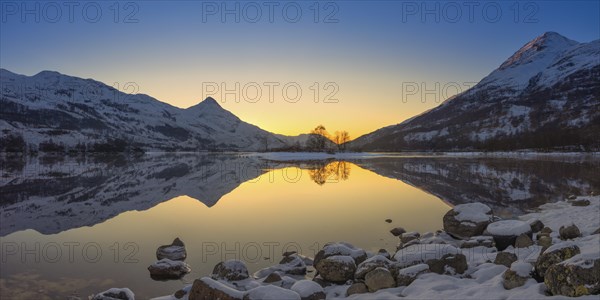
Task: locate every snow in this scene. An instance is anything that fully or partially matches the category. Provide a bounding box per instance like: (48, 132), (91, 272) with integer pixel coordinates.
(510, 261), (533, 277)
(393, 244), (461, 268)
(453, 203), (492, 223)
(94, 288), (134, 300)
(560, 234), (600, 269)
(197, 277), (245, 298)
(485, 220), (531, 236)
(397, 263), (429, 277)
(520, 196), (600, 235)
(290, 280), (323, 298)
(326, 255), (356, 265)
(150, 258), (190, 270)
(322, 242), (366, 261)
(244, 285), (301, 300)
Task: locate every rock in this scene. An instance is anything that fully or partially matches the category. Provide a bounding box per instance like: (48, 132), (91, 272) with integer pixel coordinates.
(494, 252), (518, 268)
(365, 267), (395, 292)
(377, 249), (391, 259)
(443, 203), (494, 239)
(528, 219), (545, 233)
(400, 232), (420, 244)
(148, 259), (191, 279)
(426, 253), (468, 275)
(559, 224), (581, 240)
(263, 272), (282, 283)
(346, 282), (368, 296)
(460, 236), (495, 248)
(311, 278), (333, 289)
(395, 263), (430, 286)
(283, 251), (297, 257)
(390, 227), (406, 236)
(315, 255), (356, 283)
(290, 280), (325, 300)
(593, 227), (600, 235)
(354, 255), (393, 279)
(537, 236), (553, 251)
(485, 220), (532, 251)
(535, 242), (580, 278)
(503, 262), (533, 290)
(174, 289), (186, 299)
(156, 237), (187, 261)
(540, 227), (553, 235)
(189, 277), (244, 300)
(571, 199), (591, 206)
(394, 244), (462, 269)
(313, 242), (367, 266)
(91, 288), (135, 300)
(278, 254), (307, 275)
(212, 260), (250, 281)
(385, 219), (392, 223)
(515, 233), (534, 248)
(544, 257), (600, 296)
(243, 285), (301, 300)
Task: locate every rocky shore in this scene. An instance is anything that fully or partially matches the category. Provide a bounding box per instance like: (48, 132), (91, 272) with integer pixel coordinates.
(91, 196), (599, 300)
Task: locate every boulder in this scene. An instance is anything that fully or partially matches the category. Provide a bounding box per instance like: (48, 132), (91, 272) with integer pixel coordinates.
(278, 254), (308, 275)
(212, 260), (250, 281)
(243, 285), (300, 300)
(290, 280), (325, 300)
(390, 227), (407, 236)
(494, 252), (518, 268)
(570, 199), (591, 206)
(503, 262), (533, 290)
(174, 289), (187, 299)
(377, 249), (391, 259)
(148, 259), (191, 279)
(189, 277), (244, 300)
(354, 255), (393, 279)
(460, 236), (494, 248)
(263, 272), (282, 283)
(395, 263), (430, 286)
(346, 282), (368, 296)
(426, 253), (468, 275)
(537, 236), (553, 251)
(528, 219), (545, 233)
(313, 242), (367, 266)
(535, 242), (580, 278)
(485, 220), (532, 251)
(545, 258), (600, 296)
(559, 224), (581, 240)
(314, 255), (356, 283)
(443, 203), (494, 239)
(400, 232), (420, 244)
(91, 288), (135, 300)
(156, 237), (187, 261)
(394, 244), (462, 269)
(515, 233), (534, 248)
(365, 267), (395, 292)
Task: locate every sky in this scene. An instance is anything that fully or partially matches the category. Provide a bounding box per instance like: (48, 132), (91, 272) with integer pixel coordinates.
(1, 0), (599, 139)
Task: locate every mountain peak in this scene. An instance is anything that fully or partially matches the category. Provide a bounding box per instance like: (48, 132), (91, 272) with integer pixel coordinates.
(185, 96), (225, 112)
(499, 32), (578, 70)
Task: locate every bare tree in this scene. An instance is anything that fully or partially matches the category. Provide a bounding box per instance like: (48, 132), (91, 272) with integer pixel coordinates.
(307, 125), (330, 152)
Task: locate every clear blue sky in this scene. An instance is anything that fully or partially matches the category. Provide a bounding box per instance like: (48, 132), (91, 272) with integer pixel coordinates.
(1, 0), (599, 137)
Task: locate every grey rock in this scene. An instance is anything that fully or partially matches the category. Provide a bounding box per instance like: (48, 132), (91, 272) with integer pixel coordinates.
(515, 233), (534, 248)
(212, 260), (250, 281)
(443, 203), (493, 239)
(346, 282), (368, 296)
(559, 224), (581, 240)
(494, 252), (518, 268)
(156, 237), (187, 261)
(426, 253), (468, 275)
(528, 219), (545, 233)
(315, 255), (356, 283)
(395, 263), (430, 286)
(544, 258), (600, 296)
(535, 243), (580, 278)
(148, 259), (191, 279)
(365, 267), (395, 292)
(390, 227), (406, 236)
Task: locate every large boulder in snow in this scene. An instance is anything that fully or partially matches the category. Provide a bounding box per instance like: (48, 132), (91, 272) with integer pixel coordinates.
(148, 258), (191, 279)
(189, 277), (244, 300)
(290, 280), (325, 300)
(395, 263), (430, 287)
(315, 255), (356, 283)
(212, 260), (250, 281)
(426, 253), (468, 275)
(559, 224), (581, 240)
(544, 235), (600, 296)
(365, 267), (396, 292)
(354, 255), (393, 279)
(313, 242), (367, 266)
(394, 243), (462, 269)
(502, 262), (533, 290)
(91, 288), (135, 300)
(484, 220), (532, 250)
(535, 242), (580, 278)
(443, 203), (494, 239)
(156, 237), (187, 261)
(494, 252), (518, 268)
(243, 285), (300, 300)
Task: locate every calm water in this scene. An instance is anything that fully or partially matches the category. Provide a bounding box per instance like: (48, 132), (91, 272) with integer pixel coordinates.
(1, 153), (599, 299)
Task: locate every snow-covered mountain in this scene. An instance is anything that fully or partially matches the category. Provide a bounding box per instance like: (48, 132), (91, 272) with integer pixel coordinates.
(351, 32), (600, 151)
(0, 69), (297, 152)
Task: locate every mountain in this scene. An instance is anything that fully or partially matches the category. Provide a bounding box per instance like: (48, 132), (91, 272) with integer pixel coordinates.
(0, 69), (297, 152)
(351, 32), (600, 151)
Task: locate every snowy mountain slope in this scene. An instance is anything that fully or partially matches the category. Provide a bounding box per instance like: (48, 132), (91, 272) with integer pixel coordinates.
(351, 32), (600, 151)
(0, 69), (295, 152)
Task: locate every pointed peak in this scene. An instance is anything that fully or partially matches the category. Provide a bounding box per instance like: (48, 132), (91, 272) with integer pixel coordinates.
(499, 32), (578, 70)
(186, 97), (224, 111)
(203, 97), (220, 106)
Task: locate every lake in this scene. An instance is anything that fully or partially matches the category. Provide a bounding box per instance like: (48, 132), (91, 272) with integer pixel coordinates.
(1, 153), (598, 299)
